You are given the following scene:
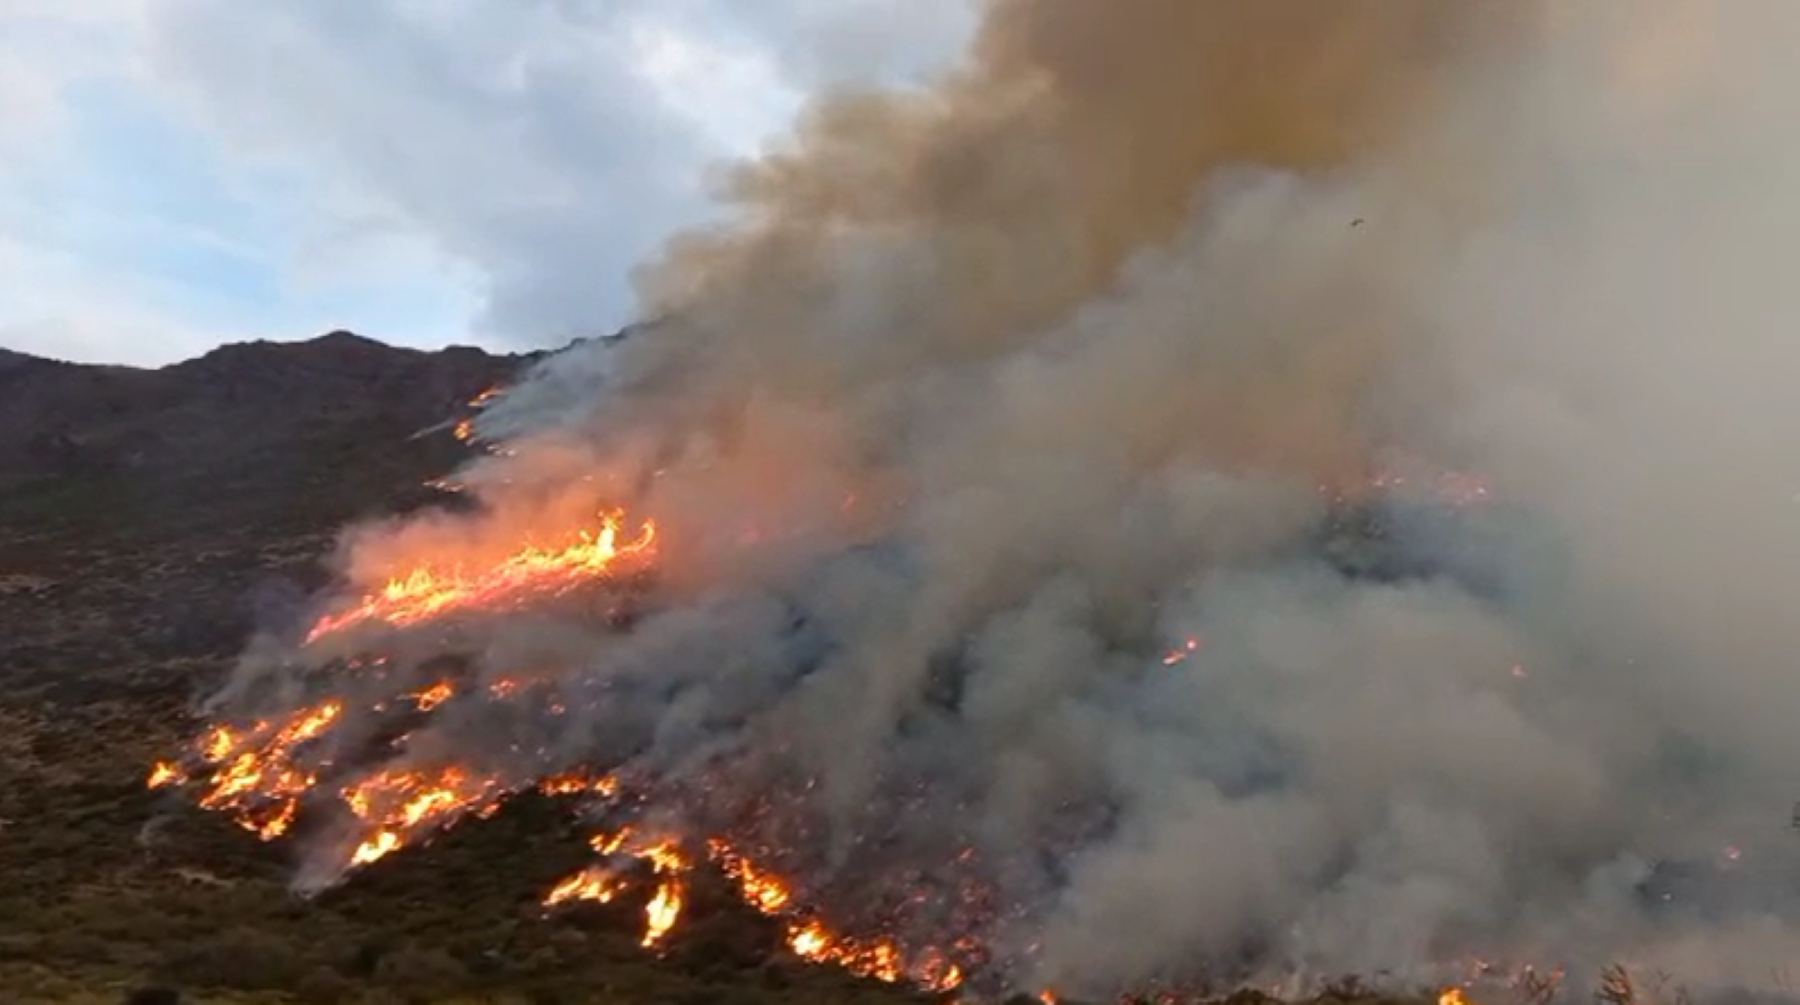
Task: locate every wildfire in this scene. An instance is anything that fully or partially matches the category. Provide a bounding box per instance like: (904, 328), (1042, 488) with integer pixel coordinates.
(450, 387), (502, 443)
(148, 683), (534, 870)
(539, 771), (618, 798)
(1441, 987), (1474, 1005)
(408, 680), (455, 711)
(304, 509), (656, 643)
(351, 831), (401, 867)
(153, 496), (972, 994)
(168, 698), (349, 839)
(710, 839), (792, 913)
(545, 865), (624, 907)
(540, 830), (691, 948)
(340, 765), (507, 867)
(534, 830), (965, 990)
(642, 878), (685, 947)
(716, 846), (964, 991)
(1162, 636), (1202, 666)
(785, 921), (903, 983)
(147, 761), (183, 788)
(469, 386), (502, 409)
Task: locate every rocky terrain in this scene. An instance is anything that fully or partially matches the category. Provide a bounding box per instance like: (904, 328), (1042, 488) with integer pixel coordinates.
(0, 332), (937, 1004)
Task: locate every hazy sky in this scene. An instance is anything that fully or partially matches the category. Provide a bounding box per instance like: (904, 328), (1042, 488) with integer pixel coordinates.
(0, 0), (973, 366)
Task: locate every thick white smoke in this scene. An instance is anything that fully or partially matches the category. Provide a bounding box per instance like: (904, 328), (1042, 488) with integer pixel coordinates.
(210, 1), (1800, 998)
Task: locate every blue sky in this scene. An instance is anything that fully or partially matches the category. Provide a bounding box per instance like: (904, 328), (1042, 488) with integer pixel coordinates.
(0, 1), (971, 366)
(10, 75), (476, 357)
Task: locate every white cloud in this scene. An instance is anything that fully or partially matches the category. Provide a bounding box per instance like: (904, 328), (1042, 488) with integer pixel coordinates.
(0, 2), (138, 150)
(624, 17), (802, 158)
(0, 0), (972, 366)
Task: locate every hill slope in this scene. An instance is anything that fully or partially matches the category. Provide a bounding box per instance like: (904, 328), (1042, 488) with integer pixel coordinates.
(0, 333), (936, 1004)
(0, 332), (1445, 1005)
(0, 332), (512, 544)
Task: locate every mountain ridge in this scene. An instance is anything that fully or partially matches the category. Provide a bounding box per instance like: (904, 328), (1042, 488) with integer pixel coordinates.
(0, 328), (503, 372)
(0, 329), (526, 546)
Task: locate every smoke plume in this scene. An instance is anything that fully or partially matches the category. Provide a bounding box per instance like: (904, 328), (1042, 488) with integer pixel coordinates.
(191, 0), (1800, 998)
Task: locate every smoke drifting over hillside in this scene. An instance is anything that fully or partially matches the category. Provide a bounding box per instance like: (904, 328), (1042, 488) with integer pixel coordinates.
(181, 1), (1800, 998)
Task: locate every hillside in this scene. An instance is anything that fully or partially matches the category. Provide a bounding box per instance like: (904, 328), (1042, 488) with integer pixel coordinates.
(0, 332), (511, 544)
(0, 332), (943, 1004)
(0, 331), (1461, 1005)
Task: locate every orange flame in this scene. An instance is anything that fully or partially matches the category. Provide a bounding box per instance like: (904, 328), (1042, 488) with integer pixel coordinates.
(305, 510), (656, 643)
(450, 387), (503, 443)
(350, 831), (401, 867)
(408, 680), (455, 711)
(705, 839), (963, 992)
(784, 920), (918, 986)
(710, 839), (793, 914)
(147, 761), (184, 788)
(1441, 988), (1474, 1005)
(539, 771), (619, 798)
(173, 698), (346, 839)
(339, 765), (507, 868)
(642, 878), (685, 948)
(541, 830), (692, 948)
(545, 865), (624, 907)
(156, 496), (970, 994)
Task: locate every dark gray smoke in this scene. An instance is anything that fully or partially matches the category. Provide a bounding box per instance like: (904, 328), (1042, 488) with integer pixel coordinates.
(209, 1), (1800, 998)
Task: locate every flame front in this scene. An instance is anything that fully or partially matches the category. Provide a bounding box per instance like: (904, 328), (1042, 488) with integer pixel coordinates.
(341, 765), (508, 867)
(147, 761), (183, 788)
(544, 865), (624, 907)
(538, 830), (691, 949)
(642, 879), (685, 948)
(531, 830), (966, 991)
(152, 488), (1447, 997)
(176, 698), (346, 840)
(539, 771), (618, 798)
(305, 510), (656, 642)
(149, 508), (654, 874)
(152, 494), (984, 996)
(145, 479), (1529, 997)
(710, 840), (792, 913)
